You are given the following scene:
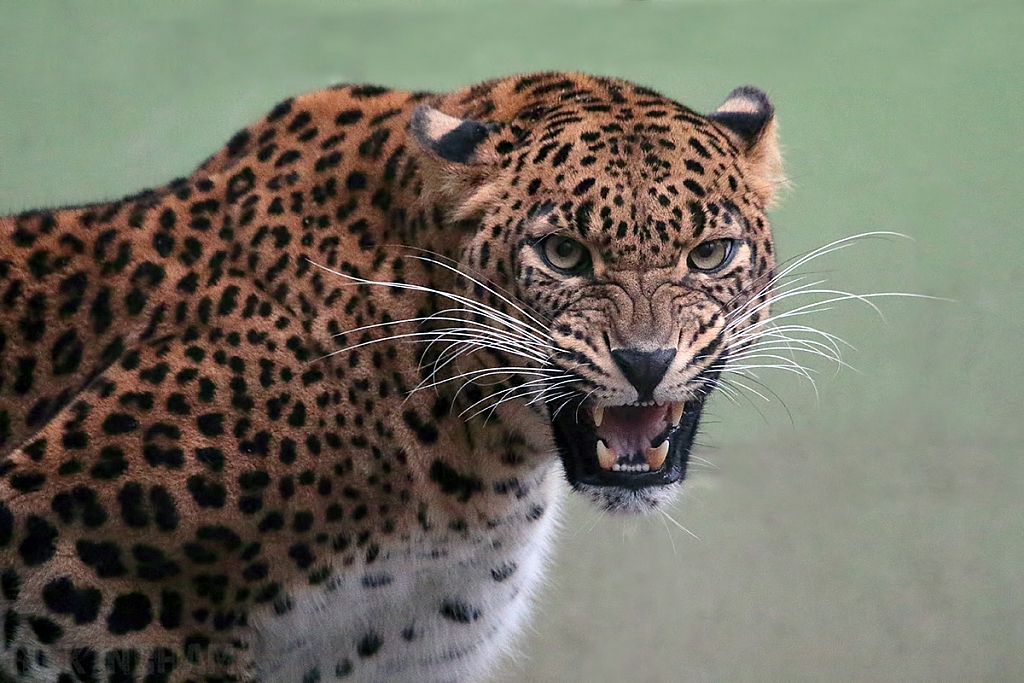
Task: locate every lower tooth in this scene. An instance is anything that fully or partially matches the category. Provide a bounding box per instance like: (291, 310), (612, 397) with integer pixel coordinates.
(645, 441), (670, 469)
(596, 440), (617, 470)
(609, 463), (650, 473)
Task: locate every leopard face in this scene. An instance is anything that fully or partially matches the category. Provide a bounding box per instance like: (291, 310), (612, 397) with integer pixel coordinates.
(412, 75), (783, 512)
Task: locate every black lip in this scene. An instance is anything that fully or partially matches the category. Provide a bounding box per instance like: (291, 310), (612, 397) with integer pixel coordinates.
(549, 377), (714, 490)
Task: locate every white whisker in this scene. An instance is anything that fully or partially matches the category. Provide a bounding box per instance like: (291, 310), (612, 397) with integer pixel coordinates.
(407, 255), (552, 332)
(307, 258), (554, 347)
(657, 507), (700, 541)
(458, 374), (577, 420)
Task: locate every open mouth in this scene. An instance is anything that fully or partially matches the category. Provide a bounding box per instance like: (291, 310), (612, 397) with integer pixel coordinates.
(549, 390), (709, 491)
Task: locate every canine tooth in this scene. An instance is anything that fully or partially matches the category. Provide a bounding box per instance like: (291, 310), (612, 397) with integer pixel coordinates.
(668, 402), (685, 427)
(592, 405), (604, 428)
(645, 441), (670, 469)
(597, 440), (617, 470)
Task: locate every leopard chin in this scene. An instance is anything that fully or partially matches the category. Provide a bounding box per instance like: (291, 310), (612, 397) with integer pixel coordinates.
(547, 374), (714, 514)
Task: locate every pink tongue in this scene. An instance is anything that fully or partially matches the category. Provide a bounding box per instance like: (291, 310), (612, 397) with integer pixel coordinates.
(597, 405), (667, 458)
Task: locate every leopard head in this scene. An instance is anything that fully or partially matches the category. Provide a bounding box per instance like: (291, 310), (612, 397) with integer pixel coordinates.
(410, 75), (783, 512)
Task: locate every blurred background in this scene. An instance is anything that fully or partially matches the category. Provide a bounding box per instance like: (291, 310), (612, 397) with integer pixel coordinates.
(1, 1), (1021, 681)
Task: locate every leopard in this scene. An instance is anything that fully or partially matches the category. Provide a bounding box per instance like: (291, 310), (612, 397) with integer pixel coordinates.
(0, 71), (784, 683)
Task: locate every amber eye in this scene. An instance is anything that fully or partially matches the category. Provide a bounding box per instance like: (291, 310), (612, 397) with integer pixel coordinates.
(687, 238), (737, 272)
(538, 235), (592, 275)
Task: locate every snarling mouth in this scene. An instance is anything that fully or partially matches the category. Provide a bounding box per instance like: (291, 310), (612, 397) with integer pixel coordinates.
(549, 392), (708, 491)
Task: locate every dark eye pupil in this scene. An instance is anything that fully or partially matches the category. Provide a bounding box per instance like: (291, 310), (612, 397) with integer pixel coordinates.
(696, 242), (717, 257)
(556, 240), (575, 257)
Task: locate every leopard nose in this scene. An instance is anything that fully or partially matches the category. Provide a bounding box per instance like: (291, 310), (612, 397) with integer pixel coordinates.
(610, 348), (677, 402)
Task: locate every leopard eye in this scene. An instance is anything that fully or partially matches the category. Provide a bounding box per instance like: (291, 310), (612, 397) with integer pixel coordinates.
(687, 238), (737, 272)
(538, 235), (592, 275)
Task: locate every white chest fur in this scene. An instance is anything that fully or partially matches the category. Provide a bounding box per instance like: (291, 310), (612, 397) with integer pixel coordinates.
(251, 465), (563, 683)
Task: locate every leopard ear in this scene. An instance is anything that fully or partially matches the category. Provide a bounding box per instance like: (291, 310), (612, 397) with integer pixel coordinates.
(409, 105), (502, 217)
(707, 86), (786, 207)
(410, 105), (495, 164)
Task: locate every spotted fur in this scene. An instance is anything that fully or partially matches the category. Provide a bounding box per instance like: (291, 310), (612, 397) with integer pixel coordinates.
(0, 72), (782, 682)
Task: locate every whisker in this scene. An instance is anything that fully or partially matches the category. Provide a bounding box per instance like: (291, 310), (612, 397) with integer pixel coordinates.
(718, 360), (818, 386)
(712, 382), (743, 407)
(458, 374), (577, 420)
(725, 342), (851, 371)
(720, 375), (798, 424)
(330, 311), (561, 358)
(414, 366), (565, 395)
(657, 507), (700, 541)
(381, 245), (554, 330)
(572, 388), (600, 423)
(656, 511), (678, 556)
(737, 323), (853, 350)
(775, 232), (912, 282)
(467, 383), (581, 424)
(407, 254), (552, 333)
(714, 379), (771, 423)
(689, 455), (717, 469)
(550, 390), (586, 420)
(321, 327), (552, 365)
(307, 258), (554, 348)
(725, 278), (831, 327)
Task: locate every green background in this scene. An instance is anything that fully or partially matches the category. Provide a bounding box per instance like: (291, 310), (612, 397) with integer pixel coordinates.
(1, 1), (1022, 681)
